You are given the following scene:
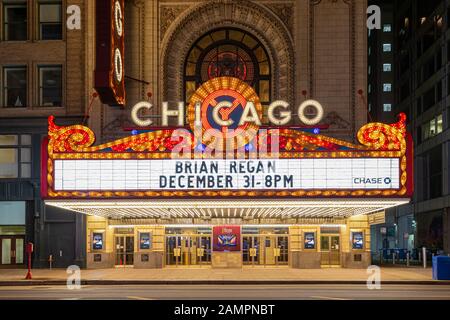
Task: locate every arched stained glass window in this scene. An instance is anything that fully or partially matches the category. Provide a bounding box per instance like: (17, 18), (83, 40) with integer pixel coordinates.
(184, 28), (271, 104)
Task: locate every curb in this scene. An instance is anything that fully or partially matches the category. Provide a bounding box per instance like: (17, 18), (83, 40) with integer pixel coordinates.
(1, 280), (450, 286)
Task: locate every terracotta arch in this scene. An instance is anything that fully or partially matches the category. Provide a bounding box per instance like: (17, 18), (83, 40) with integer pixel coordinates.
(160, 0), (295, 105)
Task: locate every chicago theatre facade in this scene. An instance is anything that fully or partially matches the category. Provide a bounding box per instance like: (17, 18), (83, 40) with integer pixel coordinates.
(1, 0), (413, 269)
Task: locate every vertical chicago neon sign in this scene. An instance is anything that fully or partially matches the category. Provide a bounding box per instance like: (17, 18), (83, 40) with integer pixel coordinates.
(94, 0), (126, 106)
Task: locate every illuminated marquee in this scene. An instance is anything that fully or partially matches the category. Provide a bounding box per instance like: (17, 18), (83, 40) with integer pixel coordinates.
(42, 83), (413, 199)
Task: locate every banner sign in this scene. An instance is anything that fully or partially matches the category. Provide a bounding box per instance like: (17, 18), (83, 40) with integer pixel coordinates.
(139, 232), (151, 250)
(304, 232), (316, 249)
(352, 232), (364, 250)
(92, 233), (103, 250)
(213, 225), (241, 252)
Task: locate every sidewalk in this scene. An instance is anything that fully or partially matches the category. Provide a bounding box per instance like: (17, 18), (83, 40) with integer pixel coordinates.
(1, 266), (446, 285)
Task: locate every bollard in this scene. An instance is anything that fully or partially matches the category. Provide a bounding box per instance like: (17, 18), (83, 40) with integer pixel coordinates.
(25, 243), (34, 280)
(392, 252), (396, 265)
(406, 252), (410, 267)
(422, 247), (427, 268)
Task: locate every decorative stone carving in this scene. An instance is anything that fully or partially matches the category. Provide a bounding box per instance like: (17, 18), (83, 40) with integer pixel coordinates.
(323, 111), (351, 130)
(102, 114), (135, 142)
(161, 0), (295, 106)
(265, 3), (294, 35)
(160, 5), (189, 40)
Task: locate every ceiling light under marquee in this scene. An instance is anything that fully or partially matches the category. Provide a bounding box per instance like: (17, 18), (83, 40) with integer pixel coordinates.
(45, 199), (409, 220)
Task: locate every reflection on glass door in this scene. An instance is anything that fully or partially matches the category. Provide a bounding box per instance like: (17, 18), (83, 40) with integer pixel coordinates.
(320, 235), (340, 266)
(277, 236), (289, 264)
(243, 236), (259, 265)
(0, 236), (25, 266)
(115, 236), (134, 266)
(1, 238), (11, 265)
(198, 235), (212, 264)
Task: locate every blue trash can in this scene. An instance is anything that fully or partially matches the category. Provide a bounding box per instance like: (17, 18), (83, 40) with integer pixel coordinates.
(432, 256), (450, 280)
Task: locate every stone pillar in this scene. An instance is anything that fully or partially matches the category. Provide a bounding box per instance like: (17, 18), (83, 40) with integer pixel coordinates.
(342, 215), (372, 268)
(133, 226), (165, 269)
(86, 216), (114, 269)
(211, 252), (242, 268)
(289, 226), (321, 269)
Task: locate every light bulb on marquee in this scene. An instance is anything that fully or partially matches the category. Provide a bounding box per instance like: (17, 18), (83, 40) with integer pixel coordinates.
(297, 100), (324, 126)
(114, 0), (123, 37)
(114, 48), (123, 83)
(130, 77), (326, 129)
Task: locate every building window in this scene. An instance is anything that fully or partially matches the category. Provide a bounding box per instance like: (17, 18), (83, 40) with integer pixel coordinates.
(422, 114), (443, 141)
(383, 43), (392, 52)
(383, 83), (392, 92)
(383, 104), (392, 112)
(2, 66), (27, 108)
(0, 135), (32, 179)
(383, 64), (392, 72)
(437, 114), (443, 133)
(3, 2), (27, 41)
(38, 65), (62, 107)
(383, 24), (392, 32)
(184, 28), (271, 104)
(38, 1), (62, 40)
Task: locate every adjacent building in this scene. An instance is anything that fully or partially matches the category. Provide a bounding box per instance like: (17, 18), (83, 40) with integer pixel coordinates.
(0, 0), (88, 267)
(369, 0), (450, 255)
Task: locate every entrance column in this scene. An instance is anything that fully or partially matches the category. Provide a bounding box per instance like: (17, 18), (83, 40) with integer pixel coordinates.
(211, 225), (242, 268)
(290, 226), (321, 269)
(341, 215), (372, 268)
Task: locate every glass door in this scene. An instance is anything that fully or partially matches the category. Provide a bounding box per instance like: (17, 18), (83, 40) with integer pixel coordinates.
(166, 235), (212, 266)
(243, 235), (289, 266)
(320, 235), (340, 266)
(115, 235), (134, 266)
(277, 236), (289, 265)
(166, 235), (179, 265)
(242, 236), (259, 265)
(329, 236), (340, 265)
(197, 235), (211, 264)
(0, 236), (25, 266)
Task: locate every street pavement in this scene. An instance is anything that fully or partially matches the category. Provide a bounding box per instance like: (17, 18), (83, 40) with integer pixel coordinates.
(0, 284), (449, 300)
(0, 266), (435, 282)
